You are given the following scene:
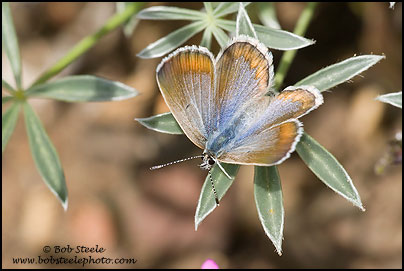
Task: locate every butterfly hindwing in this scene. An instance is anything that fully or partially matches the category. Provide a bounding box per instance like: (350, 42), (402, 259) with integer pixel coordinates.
(216, 86), (323, 166)
(218, 119), (303, 166)
(263, 85), (323, 126)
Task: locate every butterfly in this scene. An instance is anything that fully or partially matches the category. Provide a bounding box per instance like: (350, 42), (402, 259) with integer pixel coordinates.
(154, 35), (323, 204)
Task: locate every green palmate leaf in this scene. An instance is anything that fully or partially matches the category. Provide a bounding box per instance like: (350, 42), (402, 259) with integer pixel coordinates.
(217, 19), (314, 50)
(296, 55), (385, 92)
(2, 101), (20, 153)
(25, 75), (137, 102)
(2, 96), (14, 105)
(195, 163), (240, 230)
(236, 2), (257, 38)
(257, 2), (281, 30)
(375, 91), (402, 108)
(2, 2), (22, 90)
(2, 79), (15, 93)
(200, 27), (213, 49)
(254, 166), (284, 256)
(137, 20), (207, 58)
(296, 133), (364, 211)
(137, 6), (205, 21)
(135, 112), (183, 134)
(23, 102), (68, 210)
(211, 26), (230, 48)
(213, 2), (251, 18)
(116, 2), (144, 37)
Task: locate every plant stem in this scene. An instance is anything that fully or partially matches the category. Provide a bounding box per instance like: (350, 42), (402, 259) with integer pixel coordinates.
(274, 2), (318, 91)
(30, 2), (144, 88)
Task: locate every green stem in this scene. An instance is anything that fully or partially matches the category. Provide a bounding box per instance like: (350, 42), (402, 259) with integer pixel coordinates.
(30, 2), (144, 88)
(273, 2), (317, 91)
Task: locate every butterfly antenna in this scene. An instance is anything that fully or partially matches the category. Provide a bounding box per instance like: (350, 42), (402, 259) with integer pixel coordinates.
(150, 155), (204, 170)
(208, 171), (220, 206)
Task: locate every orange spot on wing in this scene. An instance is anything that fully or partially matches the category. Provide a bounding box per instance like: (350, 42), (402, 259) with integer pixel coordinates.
(279, 89), (316, 114)
(278, 122), (298, 147)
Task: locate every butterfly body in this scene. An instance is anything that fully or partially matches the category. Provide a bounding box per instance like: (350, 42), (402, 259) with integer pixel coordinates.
(156, 35), (323, 174)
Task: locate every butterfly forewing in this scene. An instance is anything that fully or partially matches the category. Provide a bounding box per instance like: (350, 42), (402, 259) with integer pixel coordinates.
(156, 46), (216, 149)
(214, 37), (274, 130)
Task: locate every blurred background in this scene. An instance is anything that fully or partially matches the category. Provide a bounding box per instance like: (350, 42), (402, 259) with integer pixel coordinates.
(2, 2), (402, 269)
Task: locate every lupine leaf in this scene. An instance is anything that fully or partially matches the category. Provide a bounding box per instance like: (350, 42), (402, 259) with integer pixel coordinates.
(137, 6), (205, 21)
(203, 2), (214, 14)
(236, 2), (257, 38)
(200, 27), (212, 49)
(2, 96), (14, 105)
(217, 19), (314, 50)
(137, 20), (207, 58)
(136, 112), (182, 135)
(23, 102), (68, 210)
(2, 2), (22, 90)
(257, 2), (281, 30)
(296, 55), (385, 92)
(213, 2), (251, 18)
(296, 133), (364, 211)
(375, 91), (402, 108)
(254, 166), (284, 255)
(25, 75), (138, 102)
(195, 163), (240, 230)
(211, 26), (230, 48)
(135, 112), (183, 134)
(2, 79), (15, 93)
(2, 101), (20, 153)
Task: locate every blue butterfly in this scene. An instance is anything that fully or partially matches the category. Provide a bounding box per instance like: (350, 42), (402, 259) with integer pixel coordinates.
(154, 35), (323, 203)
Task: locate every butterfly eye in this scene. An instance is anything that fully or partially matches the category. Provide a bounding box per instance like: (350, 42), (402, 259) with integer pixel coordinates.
(208, 158), (215, 166)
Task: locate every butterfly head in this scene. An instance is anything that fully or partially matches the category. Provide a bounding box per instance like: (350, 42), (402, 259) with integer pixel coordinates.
(200, 151), (216, 171)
